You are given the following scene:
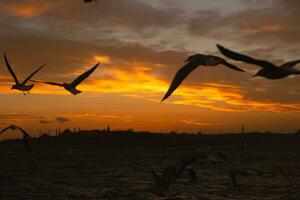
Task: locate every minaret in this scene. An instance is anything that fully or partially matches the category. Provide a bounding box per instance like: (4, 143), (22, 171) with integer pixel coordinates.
(107, 125), (110, 133)
(242, 125), (245, 134)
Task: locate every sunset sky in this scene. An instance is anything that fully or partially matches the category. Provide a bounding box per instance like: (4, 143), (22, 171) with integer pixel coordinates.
(0, 0), (299, 138)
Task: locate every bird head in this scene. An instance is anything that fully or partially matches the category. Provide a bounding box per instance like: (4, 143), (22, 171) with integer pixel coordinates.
(185, 54), (205, 63)
(11, 85), (17, 90)
(252, 70), (264, 77)
(9, 125), (18, 130)
(28, 84), (34, 88)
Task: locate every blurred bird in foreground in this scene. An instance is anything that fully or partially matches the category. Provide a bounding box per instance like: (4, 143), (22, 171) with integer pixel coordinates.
(150, 150), (227, 196)
(215, 151), (262, 190)
(0, 125), (33, 158)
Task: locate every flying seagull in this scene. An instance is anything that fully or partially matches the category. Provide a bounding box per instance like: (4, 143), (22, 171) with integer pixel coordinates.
(217, 44), (300, 79)
(214, 150), (263, 190)
(33, 62), (100, 95)
(161, 54), (244, 102)
(84, 0), (98, 2)
(0, 125), (32, 156)
(150, 150), (226, 196)
(4, 53), (45, 95)
(150, 151), (200, 196)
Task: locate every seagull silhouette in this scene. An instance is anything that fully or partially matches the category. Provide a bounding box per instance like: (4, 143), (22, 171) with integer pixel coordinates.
(217, 44), (300, 79)
(214, 150), (262, 190)
(4, 53), (45, 95)
(0, 125), (32, 156)
(150, 151), (200, 196)
(84, 0), (98, 2)
(150, 150), (226, 196)
(33, 62), (100, 95)
(161, 54), (244, 102)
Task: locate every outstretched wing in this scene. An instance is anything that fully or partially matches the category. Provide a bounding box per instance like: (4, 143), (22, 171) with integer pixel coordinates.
(22, 64), (45, 85)
(18, 127), (32, 138)
(4, 53), (19, 84)
(150, 169), (160, 184)
(221, 60), (245, 72)
(161, 61), (199, 102)
(0, 126), (12, 134)
(280, 60), (300, 69)
(70, 62), (100, 87)
(32, 80), (64, 87)
(217, 44), (277, 70)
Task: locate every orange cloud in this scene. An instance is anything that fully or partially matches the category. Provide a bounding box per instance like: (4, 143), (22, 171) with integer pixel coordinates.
(0, 4), (53, 17)
(241, 25), (281, 34)
(65, 113), (132, 122)
(80, 63), (300, 112)
(94, 55), (112, 65)
(1, 61), (299, 113)
(181, 119), (223, 126)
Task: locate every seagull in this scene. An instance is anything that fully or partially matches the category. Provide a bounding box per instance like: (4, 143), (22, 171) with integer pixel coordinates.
(84, 0), (98, 2)
(150, 150), (225, 196)
(4, 53), (45, 95)
(0, 125), (32, 156)
(150, 151), (200, 196)
(33, 62), (100, 95)
(214, 150), (262, 190)
(217, 44), (300, 79)
(161, 54), (244, 102)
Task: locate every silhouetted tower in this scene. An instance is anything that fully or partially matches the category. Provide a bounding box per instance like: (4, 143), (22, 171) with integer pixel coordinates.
(107, 125), (110, 133)
(242, 125), (245, 134)
(241, 124), (246, 162)
(73, 127), (76, 133)
(78, 126), (81, 132)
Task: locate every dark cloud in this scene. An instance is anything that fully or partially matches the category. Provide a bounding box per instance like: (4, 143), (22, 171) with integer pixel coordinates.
(0, 114), (41, 121)
(56, 117), (70, 123)
(39, 119), (53, 124)
(188, 0), (300, 45)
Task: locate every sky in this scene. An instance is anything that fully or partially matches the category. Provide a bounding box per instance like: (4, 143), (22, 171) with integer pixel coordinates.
(0, 0), (299, 138)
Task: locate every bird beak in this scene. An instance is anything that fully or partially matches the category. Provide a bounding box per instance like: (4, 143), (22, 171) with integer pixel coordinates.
(252, 74), (258, 77)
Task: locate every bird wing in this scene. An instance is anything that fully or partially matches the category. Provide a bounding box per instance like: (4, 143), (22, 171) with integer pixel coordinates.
(150, 169), (161, 184)
(4, 53), (19, 84)
(172, 153), (198, 183)
(70, 62), (100, 88)
(280, 60), (300, 69)
(22, 64), (45, 85)
(0, 126), (12, 134)
(18, 127), (32, 138)
(161, 61), (199, 102)
(221, 60), (245, 72)
(217, 44), (277, 70)
(32, 80), (64, 87)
